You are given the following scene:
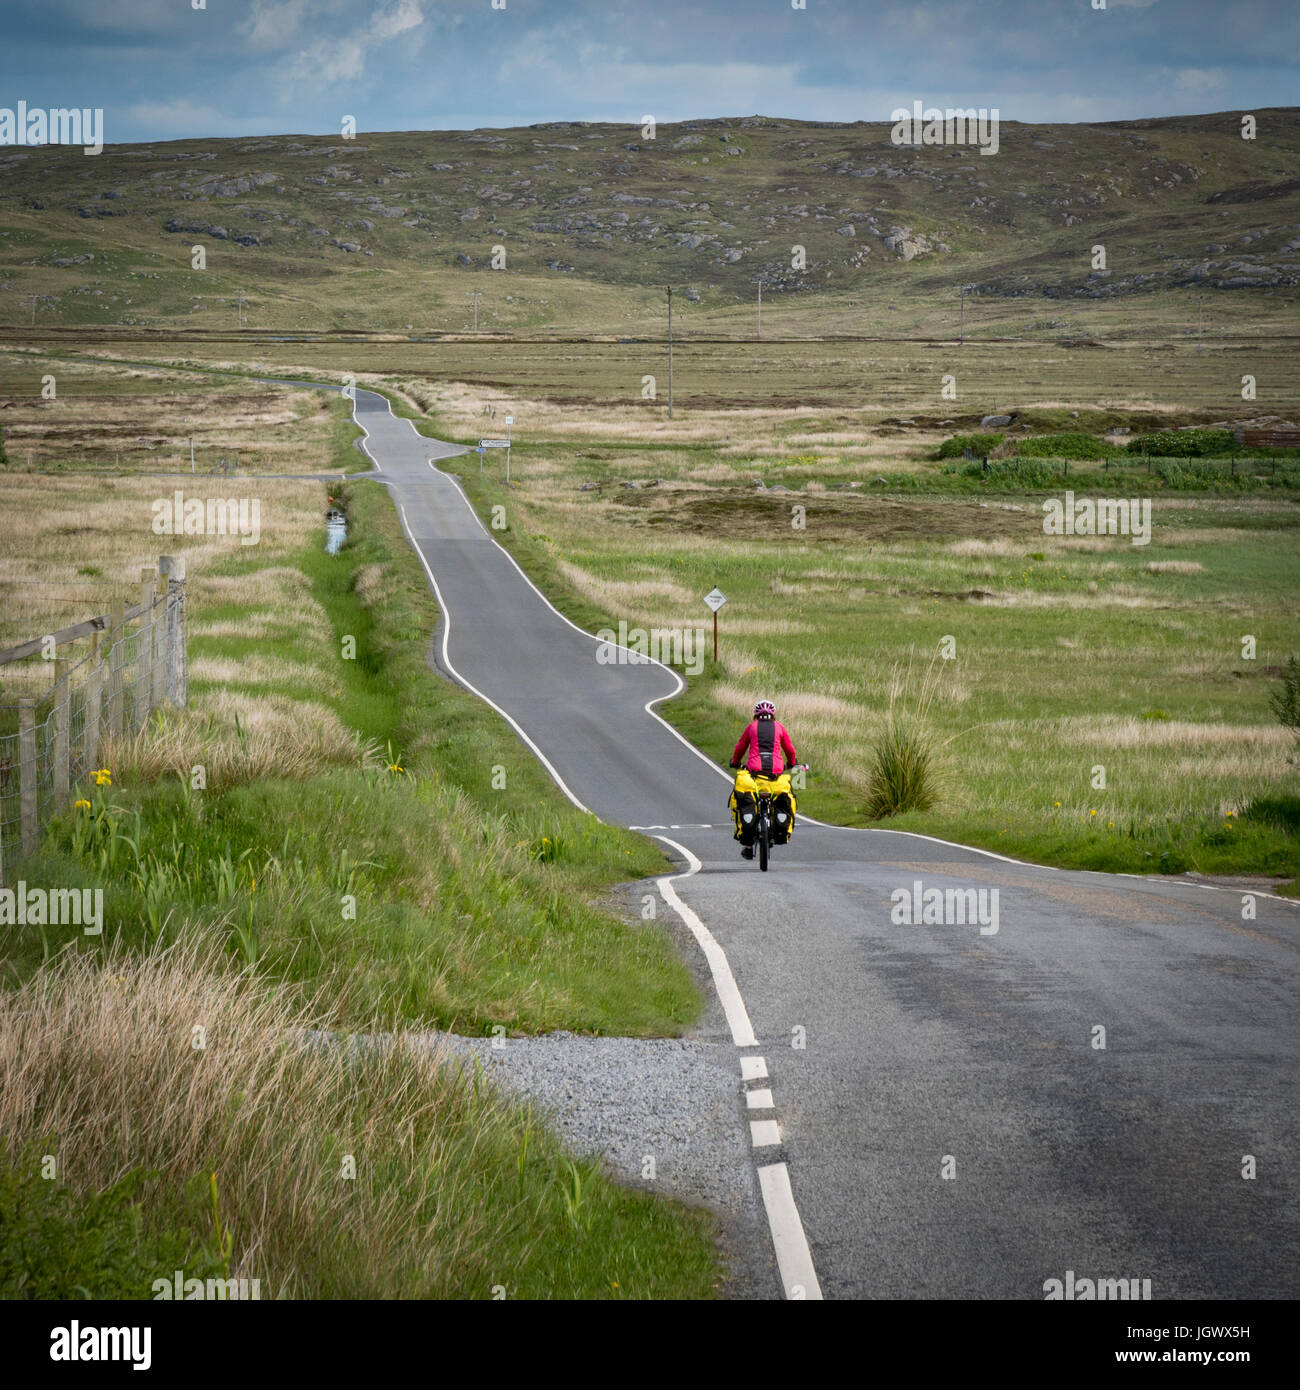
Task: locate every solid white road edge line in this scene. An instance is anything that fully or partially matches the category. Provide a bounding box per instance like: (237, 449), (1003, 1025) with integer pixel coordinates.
(757, 1163), (825, 1301)
(654, 836), (758, 1049)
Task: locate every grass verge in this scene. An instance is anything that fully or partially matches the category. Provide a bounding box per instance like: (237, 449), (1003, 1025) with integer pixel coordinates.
(0, 940), (719, 1299)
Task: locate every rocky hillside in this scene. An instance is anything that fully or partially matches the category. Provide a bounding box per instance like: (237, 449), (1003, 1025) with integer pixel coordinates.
(1, 109), (1297, 328)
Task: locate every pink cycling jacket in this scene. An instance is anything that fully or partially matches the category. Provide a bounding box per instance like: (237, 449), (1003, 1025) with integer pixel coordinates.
(731, 719), (797, 778)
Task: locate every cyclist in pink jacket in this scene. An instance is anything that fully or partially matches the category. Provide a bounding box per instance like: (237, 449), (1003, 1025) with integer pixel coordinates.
(731, 700), (797, 778)
(729, 700), (798, 859)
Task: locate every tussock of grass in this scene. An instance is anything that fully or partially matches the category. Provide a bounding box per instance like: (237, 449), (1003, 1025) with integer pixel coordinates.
(0, 941), (719, 1299)
(103, 703), (378, 787)
(866, 719), (939, 819)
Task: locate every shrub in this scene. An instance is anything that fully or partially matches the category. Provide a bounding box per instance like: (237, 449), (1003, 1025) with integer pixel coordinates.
(1012, 432), (1112, 459)
(942, 456), (1060, 486)
(1127, 428), (1240, 458)
(866, 720), (937, 818)
(1268, 655), (1300, 748)
(1152, 457), (1246, 489)
(934, 432), (1003, 460)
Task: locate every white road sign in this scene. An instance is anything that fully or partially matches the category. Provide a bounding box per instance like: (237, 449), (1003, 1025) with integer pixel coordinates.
(703, 587), (728, 612)
(478, 438), (510, 448)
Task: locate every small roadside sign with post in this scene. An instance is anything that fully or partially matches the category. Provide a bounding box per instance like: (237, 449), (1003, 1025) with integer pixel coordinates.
(704, 586), (727, 662)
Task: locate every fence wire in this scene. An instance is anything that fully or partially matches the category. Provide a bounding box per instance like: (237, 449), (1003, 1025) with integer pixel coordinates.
(0, 585), (185, 877)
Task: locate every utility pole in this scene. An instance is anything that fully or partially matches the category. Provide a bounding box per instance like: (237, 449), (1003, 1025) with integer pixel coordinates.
(466, 290), (481, 331)
(1196, 295), (1204, 353)
(757, 278), (762, 340)
(666, 285), (674, 420)
(959, 285), (967, 346)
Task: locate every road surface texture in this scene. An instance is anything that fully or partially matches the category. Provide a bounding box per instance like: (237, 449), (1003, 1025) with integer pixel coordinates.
(347, 386), (1298, 1301)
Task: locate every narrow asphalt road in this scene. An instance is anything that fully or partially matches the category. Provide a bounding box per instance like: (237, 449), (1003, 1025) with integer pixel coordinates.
(349, 387), (1299, 1301)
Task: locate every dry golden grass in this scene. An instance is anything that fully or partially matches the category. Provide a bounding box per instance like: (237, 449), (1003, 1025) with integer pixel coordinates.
(1061, 715), (1290, 751)
(948, 537), (1024, 557)
(0, 939), (526, 1297)
(0, 477), (323, 645)
(1146, 560), (1206, 575)
(429, 379), (885, 452)
(553, 558), (696, 612)
(189, 652), (339, 695)
(353, 563), (386, 606)
(0, 350), (342, 476)
(105, 700), (376, 787)
(0, 441), (357, 792)
(975, 589), (1164, 610)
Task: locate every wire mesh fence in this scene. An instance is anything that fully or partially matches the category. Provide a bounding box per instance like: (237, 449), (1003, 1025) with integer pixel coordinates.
(0, 557), (187, 884)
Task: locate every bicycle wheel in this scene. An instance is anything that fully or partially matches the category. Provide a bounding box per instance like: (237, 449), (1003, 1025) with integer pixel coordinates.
(758, 811), (769, 871)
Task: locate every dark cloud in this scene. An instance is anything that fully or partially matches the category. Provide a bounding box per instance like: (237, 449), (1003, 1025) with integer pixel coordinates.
(1, 0), (1294, 143)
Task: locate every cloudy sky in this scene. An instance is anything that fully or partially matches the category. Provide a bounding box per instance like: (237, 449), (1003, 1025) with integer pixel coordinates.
(3, 0), (1295, 144)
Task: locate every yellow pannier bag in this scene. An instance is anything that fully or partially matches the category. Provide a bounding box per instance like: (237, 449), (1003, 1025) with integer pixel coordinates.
(728, 769), (796, 839)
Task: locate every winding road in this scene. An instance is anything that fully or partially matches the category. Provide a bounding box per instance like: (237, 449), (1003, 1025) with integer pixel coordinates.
(350, 386), (1300, 1302)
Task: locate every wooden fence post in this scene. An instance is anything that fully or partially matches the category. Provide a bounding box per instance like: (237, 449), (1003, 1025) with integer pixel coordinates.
(152, 568), (170, 709)
(51, 669), (70, 804)
(134, 567), (155, 731)
(159, 555), (187, 709)
(19, 699), (38, 858)
(106, 598), (126, 739)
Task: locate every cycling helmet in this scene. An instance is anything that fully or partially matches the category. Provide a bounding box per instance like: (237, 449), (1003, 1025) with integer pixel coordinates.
(754, 700), (776, 720)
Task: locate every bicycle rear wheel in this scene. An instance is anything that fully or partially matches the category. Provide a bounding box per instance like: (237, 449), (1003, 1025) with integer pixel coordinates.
(758, 812), (769, 871)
